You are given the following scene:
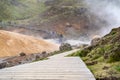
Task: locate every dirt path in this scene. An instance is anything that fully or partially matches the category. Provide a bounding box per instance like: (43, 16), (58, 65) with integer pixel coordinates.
(0, 49), (95, 80)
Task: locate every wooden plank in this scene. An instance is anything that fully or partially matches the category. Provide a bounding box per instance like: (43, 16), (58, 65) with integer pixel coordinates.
(0, 49), (95, 80)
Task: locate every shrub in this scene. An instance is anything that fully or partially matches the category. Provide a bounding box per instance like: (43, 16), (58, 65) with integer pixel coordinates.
(111, 31), (117, 35)
(109, 47), (120, 62)
(59, 43), (72, 51)
(114, 65), (120, 72)
(96, 47), (105, 55)
(42, 51), (47, 55)
(35, 55), (40, 60)
(92, 54), (101, 60)
(79, 49), (90, 57)
(104, 44), (113, 52)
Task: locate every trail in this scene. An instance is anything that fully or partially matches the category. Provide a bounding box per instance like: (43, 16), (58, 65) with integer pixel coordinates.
(0, 49), (95, 80)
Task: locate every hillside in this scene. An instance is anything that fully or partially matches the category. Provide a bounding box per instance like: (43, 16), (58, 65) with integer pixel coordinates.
(0, 30), (59, 58)
(71, 27), (120, 79)
(0, 0), (46, 21)
(1, 0), (108, 41)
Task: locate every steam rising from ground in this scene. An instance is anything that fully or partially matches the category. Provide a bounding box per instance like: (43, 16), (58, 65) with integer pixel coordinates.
(63, 0), (120, 45)
(13, 0), (120, 46)
(85, 0), (120, 36)
(46, 0), (120, 45)
(46, 39), (90, 46)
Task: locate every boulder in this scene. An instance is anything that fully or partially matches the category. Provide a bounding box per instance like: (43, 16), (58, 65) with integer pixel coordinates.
(91, 37), (101, 46)
(0, 61), (7, 69)
(59, 43), (72, 51)
(79, 44), (89, 49)
(19, 52), (26, 56)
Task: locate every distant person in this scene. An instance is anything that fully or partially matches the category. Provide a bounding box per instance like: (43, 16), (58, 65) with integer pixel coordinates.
(59, 34), (64, 43)
(50, 31), (57, 38)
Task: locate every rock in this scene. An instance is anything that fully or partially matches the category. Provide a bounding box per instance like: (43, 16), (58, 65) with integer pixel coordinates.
(65, 22), (72, 27)
(41, 51), (48, 57)
(72, 44), (89, 49)
(86, 61), (97, 65)
(42, 51), (47, 55)
(109, 45), (120, 62)
(0, 61), (7, 69)
(35, 55), (41, 60)
(59, 43), (72, 51)
(96, 76), (119, 80)
(103, 66), (109, 70)
(19, 52), (26, 56)
(79, 44), (89, 49)
(91, 37), (101, 46)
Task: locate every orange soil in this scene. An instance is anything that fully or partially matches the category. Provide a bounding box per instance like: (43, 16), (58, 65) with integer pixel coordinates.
(0, 30), (59, 58)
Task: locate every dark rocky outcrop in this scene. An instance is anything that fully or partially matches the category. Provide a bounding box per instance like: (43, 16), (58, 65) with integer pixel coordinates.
(0, 51), (50, 69)
(19, 52), (26, 56)
(59, 43), (72, 51)
(0, 61), (7, 69)
(91, 37), (101, 46)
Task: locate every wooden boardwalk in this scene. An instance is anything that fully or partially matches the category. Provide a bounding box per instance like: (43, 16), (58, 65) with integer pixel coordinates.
(0, 49), (95, 80)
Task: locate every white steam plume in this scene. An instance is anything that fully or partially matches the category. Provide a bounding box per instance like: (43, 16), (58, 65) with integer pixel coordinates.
(84, 0), (120, 36)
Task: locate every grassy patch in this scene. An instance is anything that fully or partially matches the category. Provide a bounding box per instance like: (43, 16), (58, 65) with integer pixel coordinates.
(68, 27), (120, 79)
(33, 57), (49, 62)
(88, 62), (120, 79)
(114, 65), (120, 72)
(66, 50), (80, 57)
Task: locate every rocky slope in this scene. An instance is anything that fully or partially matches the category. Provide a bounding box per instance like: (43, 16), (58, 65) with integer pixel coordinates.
(71, 27), (120, 80)
(0, 30), (59, 58)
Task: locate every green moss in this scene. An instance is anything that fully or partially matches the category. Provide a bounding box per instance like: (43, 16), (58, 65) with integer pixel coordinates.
(109, 53), (120, 62)
(97, 57), (104, 62)
(0, 0), (47, 21)
(108, 44), (120, 62)
(92, 54), (101, 60)
(70, 27), (120, 79)
(78, 49), (90, 57)
(114, 65), (120, 72)
(67, 51), (80, 57)
(97, 47), (105, 54)
(88, 62), (114, 79)
(104, 44), (113, 51)
(111, 31), (117, 35)
(66, 49), (90, 57)
(82, 56), (90, 61)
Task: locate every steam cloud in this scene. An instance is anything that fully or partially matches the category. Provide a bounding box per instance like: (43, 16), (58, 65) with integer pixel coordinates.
(62, 0), (120, 45)
(84, 0), (120, 36)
